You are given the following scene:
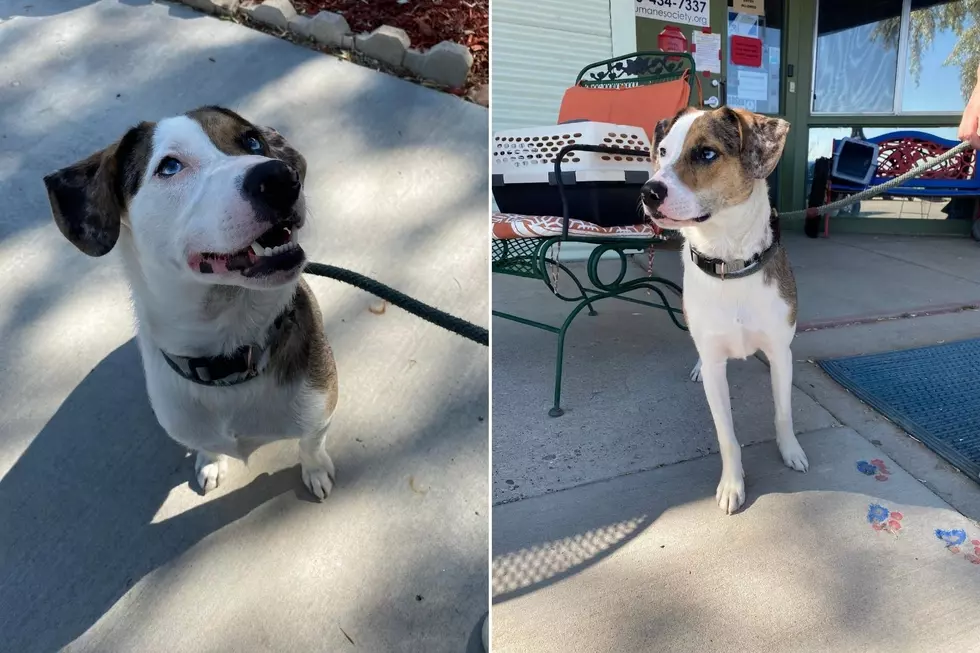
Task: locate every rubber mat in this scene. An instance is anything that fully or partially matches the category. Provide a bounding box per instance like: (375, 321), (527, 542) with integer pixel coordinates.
(819, 338), (980, 484)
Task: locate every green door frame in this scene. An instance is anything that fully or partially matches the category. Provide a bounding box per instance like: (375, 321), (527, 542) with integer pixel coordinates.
(778, 0), (967, 234)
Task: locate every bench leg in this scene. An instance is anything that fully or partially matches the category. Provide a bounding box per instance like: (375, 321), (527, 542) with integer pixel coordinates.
(549, 294), (603, 417)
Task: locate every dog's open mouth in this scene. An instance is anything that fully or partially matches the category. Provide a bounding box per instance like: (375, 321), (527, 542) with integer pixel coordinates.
(648, 210), (711, 228)
(189, 221), (305, 278)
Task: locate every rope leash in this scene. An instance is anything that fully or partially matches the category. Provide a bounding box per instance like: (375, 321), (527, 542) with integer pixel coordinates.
(303, 262), (488, 347)
(780, 140), (973, 219)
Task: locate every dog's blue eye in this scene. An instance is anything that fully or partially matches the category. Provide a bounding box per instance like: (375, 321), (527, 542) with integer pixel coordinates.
(659, 147), (667, 158)
(156, 157), (183, 177)
(700, 148), (718, 162)
(245, 136), (263, 153)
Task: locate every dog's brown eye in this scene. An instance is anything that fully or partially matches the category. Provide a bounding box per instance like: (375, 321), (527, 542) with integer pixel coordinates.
(658, 147), (666, 158)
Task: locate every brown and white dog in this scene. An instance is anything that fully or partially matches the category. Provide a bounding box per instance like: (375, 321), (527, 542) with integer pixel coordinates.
(43, 106), (339, 499)
(640, 106), (806, 514)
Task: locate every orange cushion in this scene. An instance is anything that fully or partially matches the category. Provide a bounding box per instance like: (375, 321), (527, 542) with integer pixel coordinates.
(557, 77), (692, 141)
(492, 213), (661, 240)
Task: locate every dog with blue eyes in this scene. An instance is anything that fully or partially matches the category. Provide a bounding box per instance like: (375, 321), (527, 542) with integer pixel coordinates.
(43, 106), (339, 499)
(640, 106), (804, 515)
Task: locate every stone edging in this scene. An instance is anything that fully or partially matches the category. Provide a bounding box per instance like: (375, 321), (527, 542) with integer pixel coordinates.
(177, 0), (475, 89)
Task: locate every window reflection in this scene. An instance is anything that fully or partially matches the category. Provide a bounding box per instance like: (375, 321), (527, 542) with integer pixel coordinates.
(901, 0), (977, 112)
(813, 0), (902, 113)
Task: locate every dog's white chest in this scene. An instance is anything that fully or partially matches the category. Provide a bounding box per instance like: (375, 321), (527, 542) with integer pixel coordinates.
(684, 263), (791, 360)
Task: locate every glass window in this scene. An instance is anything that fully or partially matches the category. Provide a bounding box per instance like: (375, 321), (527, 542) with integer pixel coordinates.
(813, 0), (903, 114)
(901, 0), (978, 112)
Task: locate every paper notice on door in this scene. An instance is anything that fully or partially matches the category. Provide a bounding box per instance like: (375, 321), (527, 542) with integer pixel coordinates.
(733, 0), (765, 15)
(692, 31), (721, 74)
(736, 70), (768, 101)
(729, 12), (759, 37)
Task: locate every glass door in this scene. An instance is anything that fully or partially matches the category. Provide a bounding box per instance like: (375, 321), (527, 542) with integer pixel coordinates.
(722, 0), (787, 205)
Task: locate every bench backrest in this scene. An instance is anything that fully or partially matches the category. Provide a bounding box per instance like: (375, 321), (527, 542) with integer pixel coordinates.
(832, 130), (979, 192)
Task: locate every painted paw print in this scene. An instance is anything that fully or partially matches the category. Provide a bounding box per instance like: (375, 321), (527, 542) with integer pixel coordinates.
(867, 503), (903, 534)
(856, 458), (891, 481)
(935, 529), (980, 564)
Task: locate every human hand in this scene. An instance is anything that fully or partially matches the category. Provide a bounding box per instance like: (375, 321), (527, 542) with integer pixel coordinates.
(958, 81), (980, 149)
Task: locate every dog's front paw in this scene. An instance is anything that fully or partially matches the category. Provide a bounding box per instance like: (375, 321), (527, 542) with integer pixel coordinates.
(716, 472), (745, 514)
(690, 358), (703, 383)
(301, 453), (336, 501)
(778, 437), (809, 473)
(194, 451), (228, 494)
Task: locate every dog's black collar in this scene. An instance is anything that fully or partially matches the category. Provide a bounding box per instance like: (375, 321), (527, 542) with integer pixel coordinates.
(690, 210), (781, 280)
(161, 308), (294, 387)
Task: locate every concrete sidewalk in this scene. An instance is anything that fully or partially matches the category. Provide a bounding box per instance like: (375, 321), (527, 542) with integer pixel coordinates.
(493, 427), (980, 652)
(0, 2), (487, 652)
(492, 232), (980, 650)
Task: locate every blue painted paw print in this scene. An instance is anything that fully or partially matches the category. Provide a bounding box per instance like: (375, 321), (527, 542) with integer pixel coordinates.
(867, 503), (903, 533)
(935, 528), (967, 548)
(856, 459), (890, 481)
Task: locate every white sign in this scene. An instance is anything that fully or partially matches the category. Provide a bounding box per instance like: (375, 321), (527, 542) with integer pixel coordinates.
(692, 31), (721, 74)
(736, 69), (768, 101)
(636, 0), (710, 28)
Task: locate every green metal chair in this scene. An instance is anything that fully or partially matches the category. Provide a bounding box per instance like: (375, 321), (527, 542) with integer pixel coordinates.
(492, 51), (698, 417)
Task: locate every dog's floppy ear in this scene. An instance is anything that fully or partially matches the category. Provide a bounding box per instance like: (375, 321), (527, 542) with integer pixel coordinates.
(260, 126), (307, 183)
(721, 107), (790, 179)
(43, 145), (126, 257)
(44, 123), (154, 256)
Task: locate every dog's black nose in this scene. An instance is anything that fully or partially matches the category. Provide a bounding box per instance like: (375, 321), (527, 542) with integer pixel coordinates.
(243, 160), (300, 216)
(641, 180), (668, 208)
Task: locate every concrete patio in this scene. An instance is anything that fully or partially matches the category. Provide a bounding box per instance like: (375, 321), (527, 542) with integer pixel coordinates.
(0, 2), (487, 652)
(492, 231), (980, 651)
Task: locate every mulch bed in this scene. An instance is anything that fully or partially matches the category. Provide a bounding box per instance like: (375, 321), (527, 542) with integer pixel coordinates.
(291, 0), (488, 86)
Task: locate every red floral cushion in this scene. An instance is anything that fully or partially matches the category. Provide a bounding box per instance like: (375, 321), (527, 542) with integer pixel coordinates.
(492, 213), (661, 240)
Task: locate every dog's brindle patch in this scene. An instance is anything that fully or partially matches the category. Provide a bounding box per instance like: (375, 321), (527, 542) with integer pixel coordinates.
(267, 279), (339, 413)
(672, 109), (755, 207)
(43, 122), (155, 257)
(187, 106), (307, 182)
(762, 246), (798, 326)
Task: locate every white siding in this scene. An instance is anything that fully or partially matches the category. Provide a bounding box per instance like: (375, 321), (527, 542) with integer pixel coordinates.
(492, 0), (615, 134)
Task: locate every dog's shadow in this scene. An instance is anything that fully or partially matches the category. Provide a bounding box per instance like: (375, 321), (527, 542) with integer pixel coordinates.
(0, 338), (299, 653)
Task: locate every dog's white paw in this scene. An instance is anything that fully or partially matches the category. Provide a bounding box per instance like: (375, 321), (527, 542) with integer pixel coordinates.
(690, 358), (703, 383)
(194, 452), (228, 494)
(301, 454), (336, 501)
(778, 437), (809, 473)
(716, 472), (745, 514)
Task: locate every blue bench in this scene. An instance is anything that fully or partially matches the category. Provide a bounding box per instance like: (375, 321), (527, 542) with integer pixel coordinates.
(830, 131), (980, 200)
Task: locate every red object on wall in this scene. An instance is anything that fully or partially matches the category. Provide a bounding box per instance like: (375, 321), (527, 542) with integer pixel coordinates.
(658, 25), (688, 55)
(730, 35), (763, 67)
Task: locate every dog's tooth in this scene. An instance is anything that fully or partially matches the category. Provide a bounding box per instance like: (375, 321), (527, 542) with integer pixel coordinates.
(250, 242), (263, 256)
(264, 247), (273, 256)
